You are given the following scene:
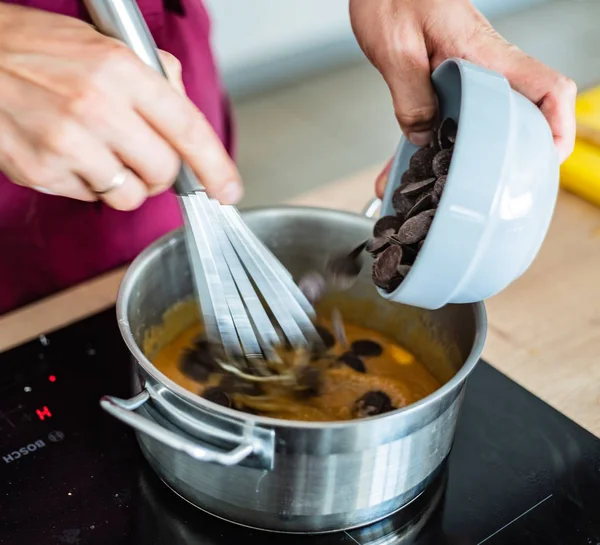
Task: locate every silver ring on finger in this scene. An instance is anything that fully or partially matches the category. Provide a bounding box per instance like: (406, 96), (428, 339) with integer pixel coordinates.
(94, 168), (129, 195)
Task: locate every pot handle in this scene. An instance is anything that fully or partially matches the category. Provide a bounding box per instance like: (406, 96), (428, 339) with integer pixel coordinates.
(362, 197), (382, 219)
(100, 391), (254, 466)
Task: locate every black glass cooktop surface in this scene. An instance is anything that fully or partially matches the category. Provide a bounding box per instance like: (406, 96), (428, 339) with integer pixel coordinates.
(0, 308), (599, 545)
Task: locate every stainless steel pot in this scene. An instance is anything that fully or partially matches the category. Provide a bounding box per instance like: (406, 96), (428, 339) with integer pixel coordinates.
(102, 205), (486, 534)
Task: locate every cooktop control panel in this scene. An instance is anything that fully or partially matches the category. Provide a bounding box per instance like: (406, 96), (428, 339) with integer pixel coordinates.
(1, 336), (66, 459)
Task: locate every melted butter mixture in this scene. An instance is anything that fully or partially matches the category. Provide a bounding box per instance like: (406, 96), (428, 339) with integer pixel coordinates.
(152, 317), (442, 422)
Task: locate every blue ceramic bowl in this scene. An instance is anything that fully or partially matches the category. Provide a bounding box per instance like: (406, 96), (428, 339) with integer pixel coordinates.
(380, 58), (560, 309)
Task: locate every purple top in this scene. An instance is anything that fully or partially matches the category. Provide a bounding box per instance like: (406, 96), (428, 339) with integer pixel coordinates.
(0, 0), (232, 315)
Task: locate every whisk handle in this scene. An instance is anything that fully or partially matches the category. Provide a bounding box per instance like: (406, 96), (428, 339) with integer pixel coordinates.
(83, 0), (203, 195)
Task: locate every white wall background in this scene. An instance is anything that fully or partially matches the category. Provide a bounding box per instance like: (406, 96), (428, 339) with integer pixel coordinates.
(203, 0), (552, 93)
(203, 0), (350, 74)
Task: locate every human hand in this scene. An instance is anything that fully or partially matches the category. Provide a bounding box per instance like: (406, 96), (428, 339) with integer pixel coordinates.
(349, 0), (577, 197)
(0, 4), (242, 210)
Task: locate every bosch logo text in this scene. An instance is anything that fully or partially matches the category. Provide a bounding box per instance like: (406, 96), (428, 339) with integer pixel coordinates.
(2, 440), (46, 464)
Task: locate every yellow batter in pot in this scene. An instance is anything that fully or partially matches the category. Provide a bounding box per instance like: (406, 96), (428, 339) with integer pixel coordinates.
(152, 315), (442, 422)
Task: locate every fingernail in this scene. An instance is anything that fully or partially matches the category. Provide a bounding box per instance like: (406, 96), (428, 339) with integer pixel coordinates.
(407, 131), (434, 147)
(32, 185), (58, 196)
(218, 181), (243, 204)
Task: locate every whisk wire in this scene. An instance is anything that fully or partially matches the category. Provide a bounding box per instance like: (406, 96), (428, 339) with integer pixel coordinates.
(181, 193), (242, 354)
(209, 201), (281, 358)
(224, 209), (293, 281)
(222, 208), (317, 318)
(220, 207), (321, 350)
(190, 195), (264, 358)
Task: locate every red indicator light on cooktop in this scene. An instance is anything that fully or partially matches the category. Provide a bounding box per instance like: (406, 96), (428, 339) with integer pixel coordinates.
(36, 406), (52, 421)
(48, 375), (56, 383)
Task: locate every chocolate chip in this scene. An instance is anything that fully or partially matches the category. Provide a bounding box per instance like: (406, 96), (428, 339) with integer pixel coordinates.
(298, 271), (327, 303)
(397, 264), (412, 278)
(395, 210), (435, 245)
(387, 240), (418, 265)
(400, 243), (419, 265)
(315, 325), (336, 349)
(389, 276), (403, 291)
(352, 391), (394, 418)
(192, 335), (207, 348)
(179, 350), (211, 382)
(409, 147), (436, 179)
(372, 273), (389, 290)
(351, 339), (383, 357)
(432, 149), (453, 177)
(366, 235), (391, 256)
(203, 387), (231, 408)
(387, 234), (403, 247)
(338, 352), (366, 373)
(179, 342), (218, 382)
(432, 176), (446, 202)
(372, 245), (403, 289)
(195, 339), (225, 361)
(392, 189), (414, 221)
(326, 243), (365, 290)
(296, 365), (323, 397)
(438, 118), (458, 150)
(400, 177), (436, 197)
(401, 169), (419, 186)
(405, 193), (434, 221)
(373, 216), (402, 237)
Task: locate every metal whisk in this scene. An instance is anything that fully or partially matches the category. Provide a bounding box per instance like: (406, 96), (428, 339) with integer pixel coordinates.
(85, 0), (322, 361)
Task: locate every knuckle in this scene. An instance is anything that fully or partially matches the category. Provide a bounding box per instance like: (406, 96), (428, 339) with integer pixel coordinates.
(159, 50), (182, 74)
(387, 27), (424, 64)
(29, 123), (79, 188)
(43, 178), (69, 194)
(362, 23), (424, 72)
(64, 84), (105, 120)
(156, 152), (181, 187)
(396, 43), (424, 67)
(176, 111), (209, 150)
(396, 104), (437, 127)
(144, 150), (180, 188)
(564, 140), (575, 159)
(39, 119), (78, 155)
(94, 41), (138, 80)
(23, 158), (59, 189)
(0, 128), (18, 167)
(103, 41), (136, 68)
(556, 75), (577, 98)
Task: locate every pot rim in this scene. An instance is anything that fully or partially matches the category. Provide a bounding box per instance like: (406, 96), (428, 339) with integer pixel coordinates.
(116, 205), (487, 430)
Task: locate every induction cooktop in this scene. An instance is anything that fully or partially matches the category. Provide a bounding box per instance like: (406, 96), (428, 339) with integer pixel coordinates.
(0, 308), (599, 545)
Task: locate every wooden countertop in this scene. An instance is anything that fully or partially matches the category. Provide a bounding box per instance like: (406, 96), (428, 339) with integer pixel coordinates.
(1, 165), (599, 437)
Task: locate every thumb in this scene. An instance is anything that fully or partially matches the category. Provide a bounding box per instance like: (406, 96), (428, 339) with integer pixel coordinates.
(158, 50), (186, 95)
(378, 39), (438, 146)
